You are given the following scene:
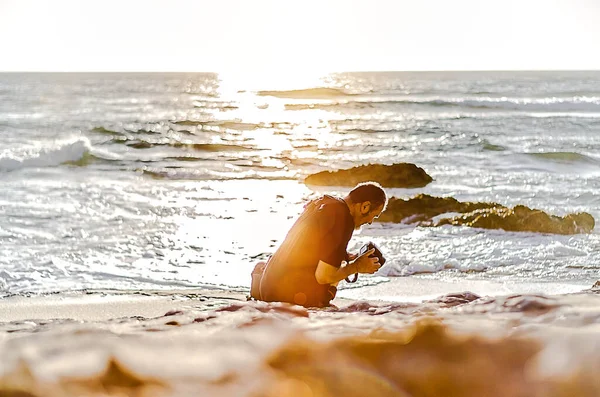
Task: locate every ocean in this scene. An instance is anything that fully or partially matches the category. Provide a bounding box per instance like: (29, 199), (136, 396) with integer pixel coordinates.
(1, 71), (599, 299)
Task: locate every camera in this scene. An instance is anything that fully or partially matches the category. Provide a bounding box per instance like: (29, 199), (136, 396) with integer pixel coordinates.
(359, 241), (386, 266)
(345, 242), (386, 284)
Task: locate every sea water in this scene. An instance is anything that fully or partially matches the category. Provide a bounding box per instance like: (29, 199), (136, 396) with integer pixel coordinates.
(1, 71), (599, 298)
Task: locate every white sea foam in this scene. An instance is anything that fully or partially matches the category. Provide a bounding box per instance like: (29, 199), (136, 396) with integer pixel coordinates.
(0, 138), (91, 171)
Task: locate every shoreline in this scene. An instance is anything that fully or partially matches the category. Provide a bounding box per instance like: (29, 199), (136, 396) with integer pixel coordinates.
(0, 275), (595, 322)
(0, 288), (248, 322)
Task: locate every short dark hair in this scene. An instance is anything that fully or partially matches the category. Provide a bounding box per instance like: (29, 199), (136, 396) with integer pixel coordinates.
(348, 182), (387, 210)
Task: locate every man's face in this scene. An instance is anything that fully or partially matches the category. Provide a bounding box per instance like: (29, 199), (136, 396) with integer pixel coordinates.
(355, 203), (385, 230)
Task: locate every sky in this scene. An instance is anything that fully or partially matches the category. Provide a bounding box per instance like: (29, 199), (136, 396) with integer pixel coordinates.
(1, 0), (599, 72)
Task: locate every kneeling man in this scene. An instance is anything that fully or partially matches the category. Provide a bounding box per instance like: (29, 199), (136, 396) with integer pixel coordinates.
(251, 182), (387, 307)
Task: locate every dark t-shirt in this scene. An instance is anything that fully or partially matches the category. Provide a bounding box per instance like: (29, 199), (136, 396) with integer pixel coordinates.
(259, 195), (355, 307)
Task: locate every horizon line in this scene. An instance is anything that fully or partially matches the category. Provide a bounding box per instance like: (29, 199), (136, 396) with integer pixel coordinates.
(1, 69), (600, 74)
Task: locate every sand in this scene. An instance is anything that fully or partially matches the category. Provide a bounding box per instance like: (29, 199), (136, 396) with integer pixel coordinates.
(2, 281), (600, 396)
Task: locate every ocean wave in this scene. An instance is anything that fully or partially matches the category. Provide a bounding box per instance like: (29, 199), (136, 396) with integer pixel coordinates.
(171, 119), (262, 130)
(525, 151), (600, 164)
(481, 139), (507, 151)
(92, 125), (170, 136)
(0, 138), (92, 172)
(91, 126), (119, 135)
(123, 128), (162, 135)
(285, 101), (380, 111)
(330, 125), (399, 134)
(257, 87), (356, 99)
(435, 96), (600, 112)
(285, 96), (600, 112)
(111, 137), (260, 152)
(139, 167), (296, 181)
(182, 143), (257, 152)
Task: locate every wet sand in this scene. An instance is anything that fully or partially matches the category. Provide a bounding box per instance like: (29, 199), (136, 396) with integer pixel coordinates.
(1, 281), (600, 396)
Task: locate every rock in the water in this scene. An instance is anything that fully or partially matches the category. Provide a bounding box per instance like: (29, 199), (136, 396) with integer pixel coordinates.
(304, 163), (433, 188)
(436, 205), (595, 235)
(377, 194), (503, 223)
(377, 194), (595, 235)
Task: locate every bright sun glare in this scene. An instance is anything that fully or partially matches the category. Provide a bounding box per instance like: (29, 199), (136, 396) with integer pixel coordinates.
(217, 70), (329, 94)
(215, 69), (336, 156)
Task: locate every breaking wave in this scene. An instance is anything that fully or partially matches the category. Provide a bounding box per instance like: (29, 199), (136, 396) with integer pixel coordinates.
(0, 138), (93, 172)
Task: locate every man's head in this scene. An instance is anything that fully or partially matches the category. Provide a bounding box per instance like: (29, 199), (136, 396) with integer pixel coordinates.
(344, 182), (388, 229)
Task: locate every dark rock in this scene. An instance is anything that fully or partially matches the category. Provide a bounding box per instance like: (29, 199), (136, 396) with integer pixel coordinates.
(437, 205), (595, 235)
(215, 302), (309, 317)
(377, 194), (594, 235)
(304, 163), (433, 188)
(193, 315), (217, 323)
(378, 194), (502, 223)
(427, 292), (482, 307)
(335, 301), (377, 312)
(501, 295), (560, 313)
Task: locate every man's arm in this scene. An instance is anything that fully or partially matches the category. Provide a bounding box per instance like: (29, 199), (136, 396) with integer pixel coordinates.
(315, 248), (380, 285)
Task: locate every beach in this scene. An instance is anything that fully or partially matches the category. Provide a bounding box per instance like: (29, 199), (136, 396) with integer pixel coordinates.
(2, 284), (600, 396)
(2, 71), (600, 395)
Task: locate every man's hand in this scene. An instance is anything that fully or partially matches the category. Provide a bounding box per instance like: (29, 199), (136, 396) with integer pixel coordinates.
(353, 248), (381, 274)
(315, 248), (381, 285)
